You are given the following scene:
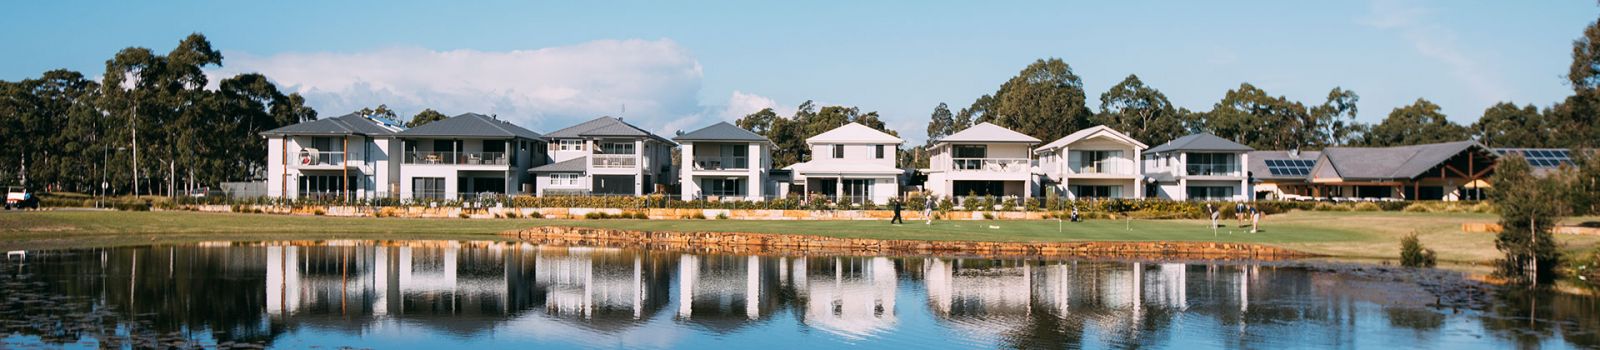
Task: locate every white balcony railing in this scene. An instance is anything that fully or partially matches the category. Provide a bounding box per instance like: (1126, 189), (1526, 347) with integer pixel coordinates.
(295, 151), (346, 167)
(403, 151), (508, 165)
(691, 156), (748, 170)
(592, 154), (638, 168)
(952, 158), (1029, 172)
(1186, 164), (1241, 176)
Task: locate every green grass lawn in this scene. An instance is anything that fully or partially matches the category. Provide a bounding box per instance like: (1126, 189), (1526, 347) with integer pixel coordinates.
(2, 209), (1596, 265)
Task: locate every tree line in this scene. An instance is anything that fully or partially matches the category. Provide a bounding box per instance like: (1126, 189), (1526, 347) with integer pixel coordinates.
(921, 20), (1600, 151)
(0, 34), (317, 196)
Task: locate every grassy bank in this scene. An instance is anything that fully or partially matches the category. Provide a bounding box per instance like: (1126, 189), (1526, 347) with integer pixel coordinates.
(3, 210), (1597, 265)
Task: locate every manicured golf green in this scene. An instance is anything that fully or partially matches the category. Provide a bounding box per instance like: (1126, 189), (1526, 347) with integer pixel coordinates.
(2, 209), (1597, 264)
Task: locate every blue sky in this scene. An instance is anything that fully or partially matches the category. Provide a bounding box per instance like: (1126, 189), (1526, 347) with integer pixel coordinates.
(2, 1), (1593, 144)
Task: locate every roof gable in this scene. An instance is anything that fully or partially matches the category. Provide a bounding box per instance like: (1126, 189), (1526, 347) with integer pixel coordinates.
(261, 113), (403, 137)
(674, 122), (770, 143)
(806, 122), (903, 144)
(543, 116), (672, 144)
(397, 113), (542, 139)
(938, 122), (1041, 144)
(1315, 141), (1490, 180)
(1146, 133), (1254, 154)
(1036, 125), (1147, 151)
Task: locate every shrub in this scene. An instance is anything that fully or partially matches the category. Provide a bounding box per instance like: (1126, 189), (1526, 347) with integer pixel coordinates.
(692, 212), (707, 220)
(1399, 233), (1437, 268)
(504, 211), (519, 219)
(1313, 202), (1349, 212)
(458, 212), (470, 219)
(526, 211), (544, 219)
(716, 212), (729, 220)
(314, 209), (327, 216)
(1352, 202), (1382, 212)
(982, 212), (995, 220)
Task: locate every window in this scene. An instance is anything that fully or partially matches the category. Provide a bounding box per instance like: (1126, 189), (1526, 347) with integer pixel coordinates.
(952, 145), (987, 158)
(299, 175), (354, 197)
(1072, 185), (1122, 199)
(875, 145), (885, 159)
(832, 144), (844, 159)
(548, 173), (580, 186)
(701, 178), (747, 197)
(558, 139), (584, 151)
(413, 177), (445, 200)
(1186, 153), (1236, 176)
(1186, 186), (1234, 201)
(717, 144), (749, 169)
(843, 179), (874, 201)
(1070, 150), (1122, 174)
(599, 142), (635, 154)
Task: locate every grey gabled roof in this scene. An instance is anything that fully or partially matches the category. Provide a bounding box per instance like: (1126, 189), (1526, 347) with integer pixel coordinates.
(1314, 140), (1491, 180)
(396, 113), (542, 139)
(1146, 133), (1254, 154)
(673, 122), (770, 143)
(528, 157), (587, 173)
(260, 113), (403, 137)
(544, 116), (673, 144)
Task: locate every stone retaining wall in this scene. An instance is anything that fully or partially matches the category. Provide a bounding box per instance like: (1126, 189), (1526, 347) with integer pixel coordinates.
(190, 204), (1051, 220)
(502, 226), (1311, 260)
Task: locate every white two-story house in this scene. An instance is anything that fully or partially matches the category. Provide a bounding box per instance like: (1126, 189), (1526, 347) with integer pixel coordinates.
(786, 122), (904, 205)
(675, 122), (775, 201)
(395, 113), (547, 201)
(531, 117), (676, 196)
(262, 113), (406, 200)
(925, 122), (1039, 201)
(1034, 125), (1148, 199)
(1142, 133), (1254, 201)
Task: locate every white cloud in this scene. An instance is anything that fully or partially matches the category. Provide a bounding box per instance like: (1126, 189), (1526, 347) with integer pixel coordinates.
(209, 39), (717, 134)
(1362, 0), (1508, 104)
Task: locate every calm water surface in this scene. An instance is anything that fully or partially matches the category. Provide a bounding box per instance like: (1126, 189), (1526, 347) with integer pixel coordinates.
(1, 240), (1596, 349)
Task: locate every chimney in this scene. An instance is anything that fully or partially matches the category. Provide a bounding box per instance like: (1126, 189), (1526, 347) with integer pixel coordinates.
(1289, 148), (1300, 158)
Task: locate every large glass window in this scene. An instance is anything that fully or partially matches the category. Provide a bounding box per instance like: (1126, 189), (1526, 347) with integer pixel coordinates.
(413, 177), (445, 199)
(1186, 153), (1236, 176)
(719, 144), (749, 169)
(558, 139), (584, 151)
(1186, 186), (1234, 201)
(599, 142), (635, 154)
(1071, 150), (1122, 174)
(1073, 185), (1122, 199)
(843, 179), (874, 201)
(701, 178), (747, 197)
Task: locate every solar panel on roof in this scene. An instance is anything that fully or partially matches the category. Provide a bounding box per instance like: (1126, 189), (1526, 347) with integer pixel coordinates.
(1265, 158), (1316, 176)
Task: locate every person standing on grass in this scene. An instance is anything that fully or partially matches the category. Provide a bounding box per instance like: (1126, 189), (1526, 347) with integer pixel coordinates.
(923, 195), (936, 225)
(1235, 202), (1246, 227)
(890, 197), (905, 225)
(1207, 203), (1220, 229)
(1250, 205), (1262, 233)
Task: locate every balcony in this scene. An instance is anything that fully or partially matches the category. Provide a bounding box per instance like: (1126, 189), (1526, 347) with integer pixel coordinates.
(294, 151), (348, 168)
(1071, 163), (1133, 176)
(691, 156), (749, 171)
(403, 151), (509, 165)
(1186, 164), (1241, 177)
(952, 158), (1029, 172)
(592, 154), (638, 168)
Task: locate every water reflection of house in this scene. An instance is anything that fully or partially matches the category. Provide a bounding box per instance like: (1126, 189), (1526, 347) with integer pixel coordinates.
(922, 259), (1195, 345)
(790, 257), (899, 339)
(674, 254), (787, 332)
(526, 246), (672, 329)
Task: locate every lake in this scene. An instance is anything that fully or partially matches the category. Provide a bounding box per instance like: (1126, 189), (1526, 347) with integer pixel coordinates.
(1, 240), (1595, 349)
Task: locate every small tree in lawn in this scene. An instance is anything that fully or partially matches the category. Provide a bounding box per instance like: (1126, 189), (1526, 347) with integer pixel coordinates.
(1488, 155), (1566, 286)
